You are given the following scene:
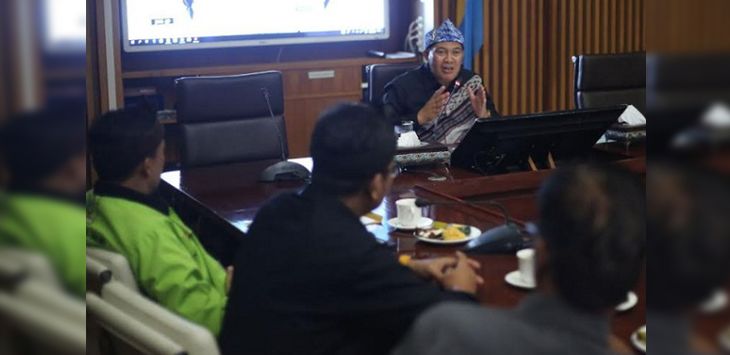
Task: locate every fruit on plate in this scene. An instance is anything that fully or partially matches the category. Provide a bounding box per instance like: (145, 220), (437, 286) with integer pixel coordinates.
(417, 223), (471, 241)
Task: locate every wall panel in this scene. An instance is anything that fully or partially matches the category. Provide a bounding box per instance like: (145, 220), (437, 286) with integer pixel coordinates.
(437, 0), (645, 115)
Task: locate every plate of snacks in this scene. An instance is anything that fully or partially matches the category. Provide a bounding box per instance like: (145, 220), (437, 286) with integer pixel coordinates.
(414, 222), (481, 245)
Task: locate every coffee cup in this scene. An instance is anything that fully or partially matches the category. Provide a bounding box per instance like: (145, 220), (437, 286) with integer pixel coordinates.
(516, 248), (536, 286)
(395, 198), (422, 228)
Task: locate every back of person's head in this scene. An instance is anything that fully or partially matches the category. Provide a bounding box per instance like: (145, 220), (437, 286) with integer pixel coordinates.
(0, 109), (85, 189)
(647, 162), (730, 312)
(310, 102), (396, 196)
(89, 108), (163, 182)
(537, 164), (645, 311)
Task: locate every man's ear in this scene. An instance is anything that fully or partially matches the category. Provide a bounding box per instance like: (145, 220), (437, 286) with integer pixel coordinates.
(535, 237), (551, 280)
(368, 173), (386, 202)
(140, 157), (154, 178)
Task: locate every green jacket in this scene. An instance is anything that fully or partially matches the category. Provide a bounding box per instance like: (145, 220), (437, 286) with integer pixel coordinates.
(0, 192), (86, 296)
(86, 188), (228, 336)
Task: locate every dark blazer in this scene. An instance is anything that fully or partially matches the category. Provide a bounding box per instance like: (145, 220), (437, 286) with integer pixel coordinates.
(220, 184), (474, 355)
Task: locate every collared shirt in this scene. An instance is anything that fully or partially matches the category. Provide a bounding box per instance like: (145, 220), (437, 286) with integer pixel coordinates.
(393, 293), (613, 355)
(382, 64), (499, 144)
(220, 184), (475, 355)
(87, 182), (228, 336)
(93, 182), (170, 215)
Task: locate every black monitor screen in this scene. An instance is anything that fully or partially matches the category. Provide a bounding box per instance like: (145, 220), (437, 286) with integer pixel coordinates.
(450, 106), (627, 174)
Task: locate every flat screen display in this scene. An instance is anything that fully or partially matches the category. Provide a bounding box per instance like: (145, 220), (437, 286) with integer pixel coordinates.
(43, 0), (86, 53)
(121, 0), (390, 52)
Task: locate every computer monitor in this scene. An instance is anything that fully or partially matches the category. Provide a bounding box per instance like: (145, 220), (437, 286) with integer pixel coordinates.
(450, 106), (627, 174)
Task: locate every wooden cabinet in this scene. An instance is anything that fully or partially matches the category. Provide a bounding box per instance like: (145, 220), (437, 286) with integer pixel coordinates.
(122, 57), (417, 159)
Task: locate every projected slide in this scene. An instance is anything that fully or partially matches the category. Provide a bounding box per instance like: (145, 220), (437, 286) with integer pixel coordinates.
(122, 0), (389, 51)
(44, 0), (86, 52)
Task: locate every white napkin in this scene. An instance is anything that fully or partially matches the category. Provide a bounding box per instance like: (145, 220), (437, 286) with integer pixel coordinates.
(701, 102), (730, 128)
(397, 131), (422, 148)
(617, 105), (646, 126)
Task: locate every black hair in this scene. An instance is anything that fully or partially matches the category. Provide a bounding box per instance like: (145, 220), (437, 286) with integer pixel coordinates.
(647, 162), (730, 311)
(0, 109), (85, 188)
(88, 108), (164, 182)
(310, 102), (396, 196)
(538, 164), (646, 311)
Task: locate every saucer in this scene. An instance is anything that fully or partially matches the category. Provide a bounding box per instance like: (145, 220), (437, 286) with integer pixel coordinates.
(630, 325), (646, 353)
(615, 291), (638, 312)
(504, 270), (536, 290)
(699, 289), (728, 314)
(387, 217), (433, 231)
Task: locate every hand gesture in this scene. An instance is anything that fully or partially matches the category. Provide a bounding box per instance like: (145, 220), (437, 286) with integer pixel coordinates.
(417, 86), (449, 125)
(440, 251), (484, 294)
(468, 85), (490, 118)
(406, 256), (457, 281)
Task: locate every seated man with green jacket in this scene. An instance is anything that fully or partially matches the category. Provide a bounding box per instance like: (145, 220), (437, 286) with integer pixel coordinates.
(87, 109), (230, 336)
(0, 110), (86, 296)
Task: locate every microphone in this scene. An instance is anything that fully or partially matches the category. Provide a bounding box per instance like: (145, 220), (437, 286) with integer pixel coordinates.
(414, 197), (532, 254)
(261, 88), (287, 162)
(435, 80), (461, 127)
(258, 88), (310, 182)
(414, 197), (510, 224)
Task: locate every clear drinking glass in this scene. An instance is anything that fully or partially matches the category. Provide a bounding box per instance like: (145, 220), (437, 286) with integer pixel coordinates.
(395, 121), (415, 136)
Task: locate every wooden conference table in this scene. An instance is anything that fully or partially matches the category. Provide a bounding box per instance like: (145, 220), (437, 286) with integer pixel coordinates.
(159, 143), (659, 352)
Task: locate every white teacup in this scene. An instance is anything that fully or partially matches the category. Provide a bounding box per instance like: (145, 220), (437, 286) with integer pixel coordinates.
(516, 248), (536, 286)
(395, 198), (422, 228)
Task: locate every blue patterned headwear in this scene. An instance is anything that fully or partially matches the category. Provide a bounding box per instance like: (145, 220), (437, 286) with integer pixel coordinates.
(424, 19), (465, 50)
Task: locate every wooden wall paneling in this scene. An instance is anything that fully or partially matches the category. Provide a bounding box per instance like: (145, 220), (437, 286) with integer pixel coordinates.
(284, 95), (360, 158)
(0, 1), (7, 122)
(3, 0), (43, 113)
(487, 0), (499, 107)
(282, 65), (363, 157)
(86, 0), (101, 122)
(95, 0), (124, 114)
(283, 67), (362, 99)
(519, 0), (527, 114)
(536, 0), (544, 113)
(541, 0), (646, 111)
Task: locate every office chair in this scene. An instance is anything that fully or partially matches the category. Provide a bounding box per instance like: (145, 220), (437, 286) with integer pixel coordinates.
(86, 257), (112, 295)
(87, 292), (186, 355)
(0, 292), (85, 355)
(100, 281), (220, 355)
(175, 71), (289, 167)
(365, 63), (420, 107)
(87, 247), (140, 293)
(0, 248), (61, 289)
(572, 52), (646, 112)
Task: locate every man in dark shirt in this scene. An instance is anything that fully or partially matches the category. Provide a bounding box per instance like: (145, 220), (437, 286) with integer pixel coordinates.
(382, 19), (499, 144)
(647, 162), (730, 354)
(220, 103), (482, 355)
(394, 164), (646, 355)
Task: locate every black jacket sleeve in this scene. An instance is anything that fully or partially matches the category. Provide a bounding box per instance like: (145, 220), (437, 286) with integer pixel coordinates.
(330, 234), (476, 343)
(382, 84), (425, 131)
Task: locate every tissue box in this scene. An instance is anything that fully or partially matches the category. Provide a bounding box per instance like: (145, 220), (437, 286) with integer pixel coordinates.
(605, 123), (646, 143)
(394, 143), (450, 167)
